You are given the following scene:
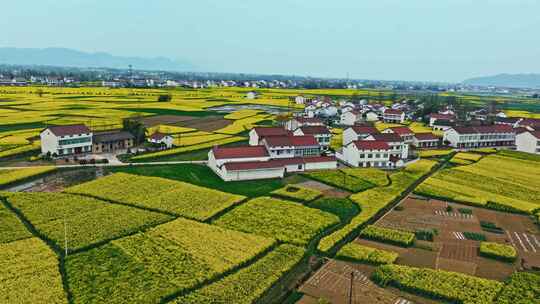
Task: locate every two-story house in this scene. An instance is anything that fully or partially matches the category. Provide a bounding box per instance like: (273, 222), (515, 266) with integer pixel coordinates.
(341, 140), (391, 168)
(443, 125), (515, 149)
(293, 126), (332, 150)
(515, 131), (540, 154)
(40, 124), (93, 156)
(342, 125), (379, 145)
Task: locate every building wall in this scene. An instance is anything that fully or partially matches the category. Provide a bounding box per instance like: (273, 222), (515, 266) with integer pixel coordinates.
(342, 144), (391, 168)
(221, 167), (284, 181)
(40, 129), (93, 156)
(516, 132), (540, 154)
(248, 129), (260, 146)
(340, 112), (358, 126)
(343, 128), (359, 145)
(305, 161), (337, 170)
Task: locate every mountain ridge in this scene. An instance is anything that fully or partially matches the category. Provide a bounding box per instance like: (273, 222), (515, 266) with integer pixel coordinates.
(0, 47), (195, 72)
(463, 73), (540, 89)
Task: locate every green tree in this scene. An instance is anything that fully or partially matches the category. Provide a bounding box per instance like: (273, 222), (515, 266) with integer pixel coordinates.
(157, 94), (172, 102)
(122, 117), (147, 144)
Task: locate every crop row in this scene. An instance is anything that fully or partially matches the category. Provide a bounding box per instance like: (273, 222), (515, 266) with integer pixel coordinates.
(67, 218), (275, 304)
(214, 196), (339, 246)
(66, 172), (245, 221)
(359, 225), (415, 247)
(372, 264), (503, 304)
(173, 244), (305, 304)
(3, 191), (172, 252)
(1, 238), (67, 303)
(336, 243), (398, 265)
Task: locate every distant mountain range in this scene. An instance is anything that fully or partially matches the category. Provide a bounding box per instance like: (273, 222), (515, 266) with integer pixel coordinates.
(0, 47), (195, 72)
(463, 73), (540, 89)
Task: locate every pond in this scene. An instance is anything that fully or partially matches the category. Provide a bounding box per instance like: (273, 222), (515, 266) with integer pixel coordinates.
(206, 104), (291, 115)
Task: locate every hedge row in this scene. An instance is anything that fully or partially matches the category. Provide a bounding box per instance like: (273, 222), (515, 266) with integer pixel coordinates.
(359, 225), (415, 247)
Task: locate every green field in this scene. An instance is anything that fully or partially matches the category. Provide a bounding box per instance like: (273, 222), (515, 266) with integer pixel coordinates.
(66, 218), (275, 304)
(214, 197), (340, 246)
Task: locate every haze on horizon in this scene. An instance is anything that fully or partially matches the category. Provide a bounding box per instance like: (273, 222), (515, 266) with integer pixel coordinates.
(2, 0), (539, 83)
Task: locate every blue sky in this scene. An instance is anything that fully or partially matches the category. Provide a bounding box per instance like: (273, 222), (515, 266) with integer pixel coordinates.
(2, 0), (540, 82)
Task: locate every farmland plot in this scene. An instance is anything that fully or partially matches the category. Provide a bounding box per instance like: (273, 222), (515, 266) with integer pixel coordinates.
(214, 197), (339, 246)
(173, 244), (305, 304)
(0, 202), (32, 244)
(0, 238), (67, 304)
(416, 154), (540, 213)
(2, 192), (172, 252)
(65, 173), (245, 221)
(0, 166), (56, 188)
(66, 218), (275, 304)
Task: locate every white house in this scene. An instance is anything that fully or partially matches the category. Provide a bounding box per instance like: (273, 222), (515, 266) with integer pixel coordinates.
(208, 143), (336, 181)
(382, 109), (405, 123)
(262, 136), (321, 158)
(443, 125), (515, 149)
(412, 133), (440, 149)
(285, 117), (324, 131)
(382, 127), (414, 144)
(340, 140), (392, 168)
(40, 124), (93, 156)
(295, 95), (306, 104)
(148, 132), (174, 148)
(246, 91), (258, 99)
(293, 126), (332, 150)
(343, 125), (379, 145)
(249, 127), (290, 146)
(340, 111), (362, 126)
(515, 131), (540, 154)
(365, 133), (409, 159)
(364, 111), (379, 122)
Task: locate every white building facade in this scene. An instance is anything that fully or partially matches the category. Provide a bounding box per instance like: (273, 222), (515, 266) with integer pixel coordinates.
(40, 124), (93, 156)
(515, 131), (540, 154)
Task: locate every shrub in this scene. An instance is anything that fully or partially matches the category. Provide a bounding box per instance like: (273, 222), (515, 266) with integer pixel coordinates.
(458, 208), (473, 215)
(479, 242), (517, 262)
(336, 243), (398, 265)
(360, 225), (415, 247)
(415, 229), (438, 242)
(480, 221), (504, 234)
(463, 232), (486, 241)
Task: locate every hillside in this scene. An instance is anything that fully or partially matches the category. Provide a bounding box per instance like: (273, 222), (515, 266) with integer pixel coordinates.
(463, 73), (540, 88)
(0, 47), (195, 71)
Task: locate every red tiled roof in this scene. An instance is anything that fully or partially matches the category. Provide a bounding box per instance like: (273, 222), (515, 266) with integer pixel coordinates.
(212, 145), (268, 159)
(384, 109), (403, 115)
(430, 113), (455, 120)
(264, 135), (320, 147)
(351, 126), (379, 135)
(46, 124), (90, 136)
(514, 127), (530, 135)
(296, 117), (323, 124)
(452, 125), (514, 134)
(354, 140), (390, 150)
(519, 118), (540, 128)
(298, 126), (331, 135)
(414, 132), (439, 141)
(289, 135), (319, 146)
(369, 133), (402, 142)
(389, 126), (413, 135)
(253, 127), (289, 137)
(224, 160), (284, 171)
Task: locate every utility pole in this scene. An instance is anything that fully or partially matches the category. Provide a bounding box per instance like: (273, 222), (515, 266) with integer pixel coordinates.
(348, 271), (354, 304)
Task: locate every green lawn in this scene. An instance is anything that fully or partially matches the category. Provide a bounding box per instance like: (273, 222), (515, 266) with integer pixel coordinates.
(108, 164), (284, 197)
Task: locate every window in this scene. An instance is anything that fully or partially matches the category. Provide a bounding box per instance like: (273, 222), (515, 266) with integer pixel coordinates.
(59, 137), (91, 146)
(367, 153), (373, 158)
(359, 154), (365, 158)
(375, 153), (380, 158)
